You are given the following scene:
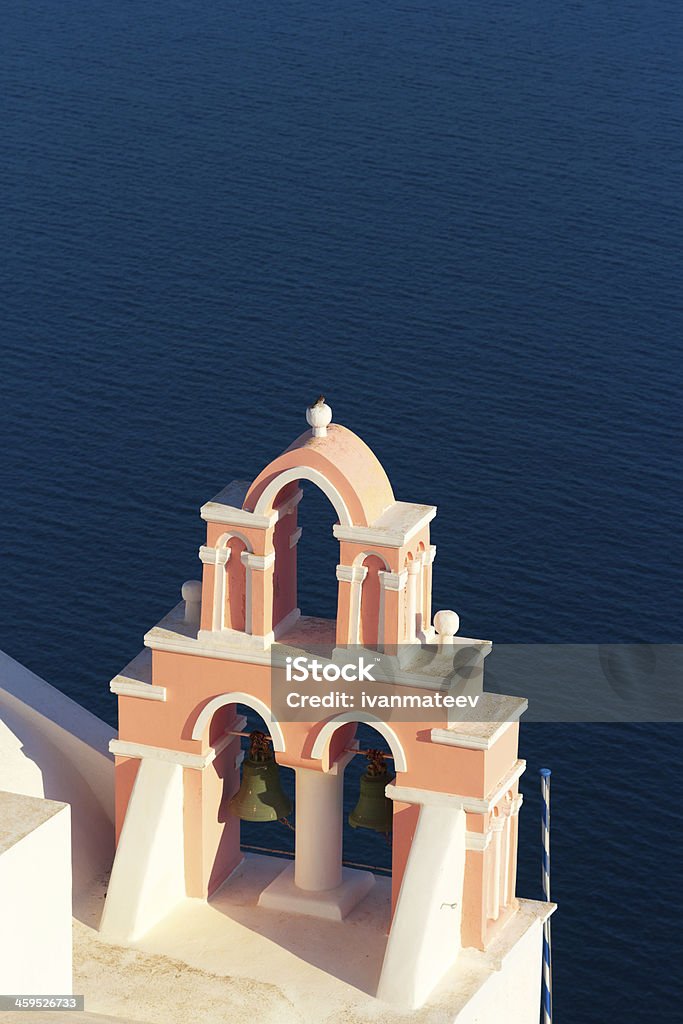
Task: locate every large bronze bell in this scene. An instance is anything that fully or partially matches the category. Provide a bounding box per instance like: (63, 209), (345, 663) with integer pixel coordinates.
(349, 750), (394, 834)
(229, 731), (292, 822)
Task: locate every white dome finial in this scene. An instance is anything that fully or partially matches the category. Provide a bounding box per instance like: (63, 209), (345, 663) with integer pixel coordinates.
(306, 396), (332, 437)
(434, 609), (460, 645)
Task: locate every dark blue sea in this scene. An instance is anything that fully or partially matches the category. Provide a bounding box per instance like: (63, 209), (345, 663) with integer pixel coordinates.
(1, 1), (682, 1019)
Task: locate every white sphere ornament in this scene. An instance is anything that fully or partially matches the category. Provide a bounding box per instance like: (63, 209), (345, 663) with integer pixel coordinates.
(434, 609), (460, 645)
(182, 580), (202, 623)
(306, 396), (332, 437)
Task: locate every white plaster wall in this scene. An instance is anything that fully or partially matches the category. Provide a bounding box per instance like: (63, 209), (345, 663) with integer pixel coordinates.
(100, 758), (185, 943)
(0, 650), (115, 894)
(455, 917), (544, 1024)
(378, 803), (466, 1010)
(0, 802), (72, 995)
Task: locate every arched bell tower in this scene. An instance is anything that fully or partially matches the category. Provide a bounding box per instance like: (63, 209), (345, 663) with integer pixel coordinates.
(196, 398), (437, 654)
(101, 400), (542, 1014)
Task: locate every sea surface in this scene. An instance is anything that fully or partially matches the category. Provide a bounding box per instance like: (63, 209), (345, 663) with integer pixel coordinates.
(1, 2), (682, 1019)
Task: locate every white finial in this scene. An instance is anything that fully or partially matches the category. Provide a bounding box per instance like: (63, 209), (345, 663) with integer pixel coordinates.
(182, 580), (202, 625)
(434, 609), (460, 645)
(306, 396), (332, 437)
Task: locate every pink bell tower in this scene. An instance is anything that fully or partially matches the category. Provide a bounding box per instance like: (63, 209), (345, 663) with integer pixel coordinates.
(100, 400), (554, 1016)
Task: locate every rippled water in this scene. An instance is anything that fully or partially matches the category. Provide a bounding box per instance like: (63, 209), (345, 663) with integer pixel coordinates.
(1, 1), (682, 1018)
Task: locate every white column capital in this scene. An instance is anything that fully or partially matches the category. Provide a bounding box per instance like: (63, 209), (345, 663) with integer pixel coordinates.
(200, 544), (231, 565)
(379, 570), (408, 592)
(406, 560), (422, 576)
(241, 551), (275, 571)
(429, 544), (437, 564)
(336, 564), (368, 585)
(510, 794), (523, 816)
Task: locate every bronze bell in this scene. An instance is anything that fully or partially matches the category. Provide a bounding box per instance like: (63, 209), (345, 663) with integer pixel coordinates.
(349, 749), (394, 834)
(229, 731), (292, 823)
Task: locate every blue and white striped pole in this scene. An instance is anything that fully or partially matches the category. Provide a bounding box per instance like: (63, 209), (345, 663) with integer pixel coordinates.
(540, 768), (553, 1024)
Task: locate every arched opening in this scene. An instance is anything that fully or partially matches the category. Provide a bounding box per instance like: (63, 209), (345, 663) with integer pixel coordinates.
(231, 703), (295, 869)
(224, 537), (248, 632)
(213, 532), (253, 634)
(359, 554), (386, 649)
(341, 723), (395, 896)
(191, 694), (294, 897)
(270, 478), (341, 631)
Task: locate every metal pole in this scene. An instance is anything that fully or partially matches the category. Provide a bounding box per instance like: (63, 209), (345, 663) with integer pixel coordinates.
(540, 768), (553, 1024)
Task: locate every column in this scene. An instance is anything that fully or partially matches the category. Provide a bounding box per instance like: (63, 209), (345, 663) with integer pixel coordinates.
(505, 794), (523, 908)
(406, 560), (421, 643)
(425, 544), (436, 632)
(336, 564), (368, 645)
(378, 569), (408, 647)
(294, 767), (344, 892)
(487, 811), (506, 921)
(242, 550), (274, 637)
(212, 547), (230, 631)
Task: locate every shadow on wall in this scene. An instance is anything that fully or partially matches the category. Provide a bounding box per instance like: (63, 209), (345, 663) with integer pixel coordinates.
(0, 649), (115, 908)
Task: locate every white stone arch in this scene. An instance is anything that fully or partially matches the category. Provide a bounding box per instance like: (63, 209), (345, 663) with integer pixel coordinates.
(311, 712), (407, 772)
(352, 548), (391, 571)
(216, 530), (253, 553)
(191, 692), (286, 752)
(213, 532), (253, 633)
(253, 467), (353, 527)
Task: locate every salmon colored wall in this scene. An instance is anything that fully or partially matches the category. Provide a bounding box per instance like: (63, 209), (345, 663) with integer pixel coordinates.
(335, 578), (352, 646)
(338, 540), (400, 572)
(114, 755), (140, 843)
(391, 801), (420, 914)
(484, 723), (520, 794)
(462, 850), (486, 948)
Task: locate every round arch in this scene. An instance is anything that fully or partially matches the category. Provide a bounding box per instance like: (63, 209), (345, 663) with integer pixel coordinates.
(253, 467), (353, 527)
(311, 712), (407, 772)
(215, 530), (254, 552)
(353, 549), (391, 571)
(191, 692), (286, 752)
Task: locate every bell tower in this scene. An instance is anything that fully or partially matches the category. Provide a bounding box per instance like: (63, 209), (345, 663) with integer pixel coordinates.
(101, 400), (553, 1017)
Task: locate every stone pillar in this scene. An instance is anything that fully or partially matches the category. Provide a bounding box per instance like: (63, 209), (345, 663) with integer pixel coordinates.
(242, 551), (274, 637)
(425, 544), (436, 632)
(336, 564), (368, 646)
(379, 569), (408, 647)
(294, 767), (344, 892)
(505, 794), (523, 908)
(406, 560), (421, 643)
(488, 811), (506, 921)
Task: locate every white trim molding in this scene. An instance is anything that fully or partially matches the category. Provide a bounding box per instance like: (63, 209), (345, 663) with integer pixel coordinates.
(386, 760), (526, 815)
(110, 680), (167, 702)
(289, 527), (303, 548)
(311, 713), (408, 773)
(379, 570), (408, 592)
(191, 692), (286, 752)
(336, 564), (368, 585)
(253, 467), (353, 528)
(241, 551), (275, 571)
(109, 731), (238, 770)
(333, 504), (436, 549)
(465, 830), (493, 852)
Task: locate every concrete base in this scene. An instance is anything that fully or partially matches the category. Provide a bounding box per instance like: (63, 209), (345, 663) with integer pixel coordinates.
(69, 854), (554, 1024)
(258, 861), (375, 920)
